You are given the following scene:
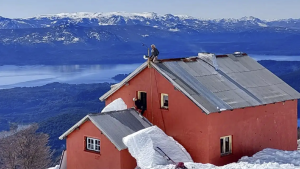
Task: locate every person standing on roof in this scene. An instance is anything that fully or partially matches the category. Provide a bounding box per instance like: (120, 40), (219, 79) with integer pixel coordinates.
(150, 44), (159, 62)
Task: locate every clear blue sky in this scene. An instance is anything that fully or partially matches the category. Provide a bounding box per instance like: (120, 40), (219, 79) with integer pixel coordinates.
(0, 0), (299, 20)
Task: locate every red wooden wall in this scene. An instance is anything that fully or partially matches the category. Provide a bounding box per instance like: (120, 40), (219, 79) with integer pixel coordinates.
(106, 67), (298, 165)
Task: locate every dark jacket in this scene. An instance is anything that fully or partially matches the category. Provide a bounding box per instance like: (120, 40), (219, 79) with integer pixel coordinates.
(135, 99), (144, 109)
(135, 99), (146, 115)
(151, 48), (159, 57)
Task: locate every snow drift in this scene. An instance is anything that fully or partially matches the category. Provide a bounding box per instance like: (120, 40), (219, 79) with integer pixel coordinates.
(239, 148), (300, 166)
(123, 126), (193, 169)
(151, 148), (300, 169)
(47, 165), (60, 169)
(101, 98), (127, 113)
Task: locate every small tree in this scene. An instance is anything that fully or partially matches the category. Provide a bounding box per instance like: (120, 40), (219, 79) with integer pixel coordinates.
(0, 124), (52, 169)
(0, 130), (19, 169)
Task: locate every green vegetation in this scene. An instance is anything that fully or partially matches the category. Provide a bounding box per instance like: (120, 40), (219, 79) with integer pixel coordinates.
(0, 82), (111, 160)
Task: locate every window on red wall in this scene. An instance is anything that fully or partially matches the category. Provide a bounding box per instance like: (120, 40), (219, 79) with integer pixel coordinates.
(85, 137), (100, 152)
(161, 93), (169, 109)
(220, 135), (232, 156)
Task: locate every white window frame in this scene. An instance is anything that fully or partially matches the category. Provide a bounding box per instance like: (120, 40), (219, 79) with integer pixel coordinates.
(86, 137), (100, 152)
(220, 135), (232, 155)
(161, 93), (169, 109)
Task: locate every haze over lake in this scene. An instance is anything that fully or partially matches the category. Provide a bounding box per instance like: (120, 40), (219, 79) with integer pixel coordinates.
(0, 63), (140, 89)
(0, 54), (299, 89)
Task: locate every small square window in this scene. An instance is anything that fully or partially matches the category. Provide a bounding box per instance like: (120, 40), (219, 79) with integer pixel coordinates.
(220, 135), (232, 156)
(161, 93), (168, 109)
(86, 137), (100, 152)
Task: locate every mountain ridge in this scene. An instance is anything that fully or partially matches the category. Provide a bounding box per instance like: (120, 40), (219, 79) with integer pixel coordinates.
(0, 12), (300, 65)
(1, 12), (300, 31)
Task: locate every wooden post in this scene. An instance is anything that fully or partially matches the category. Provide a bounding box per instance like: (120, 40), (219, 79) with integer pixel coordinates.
(147, 48), (151, 68)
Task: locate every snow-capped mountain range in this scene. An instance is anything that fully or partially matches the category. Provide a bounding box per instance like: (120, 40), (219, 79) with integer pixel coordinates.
(0, 12), (299, 31)
(0, 12), (299, 65)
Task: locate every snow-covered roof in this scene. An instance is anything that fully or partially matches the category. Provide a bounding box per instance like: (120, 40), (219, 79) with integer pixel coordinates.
(100, 54), (300, 114)
(59, 108), (152, 151)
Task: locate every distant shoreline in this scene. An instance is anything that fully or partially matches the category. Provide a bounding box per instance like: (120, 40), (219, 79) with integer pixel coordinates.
(1, 54), (300, 66)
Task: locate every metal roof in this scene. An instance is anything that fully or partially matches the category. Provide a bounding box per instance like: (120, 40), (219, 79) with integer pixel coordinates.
(155, 54), (300, 113)
(59, 109), (152, 151)
(100, 54), (300, 114)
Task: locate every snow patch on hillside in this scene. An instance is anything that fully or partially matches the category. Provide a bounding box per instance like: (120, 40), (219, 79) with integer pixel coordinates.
(35, 12), (159, 20)
(258, 22), (268, 27)
(169, 28), (180, 32)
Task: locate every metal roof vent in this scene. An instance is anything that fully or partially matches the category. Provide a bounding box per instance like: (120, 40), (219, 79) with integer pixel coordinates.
(233, 51), (244, 57)
(198, 52), (219, 70)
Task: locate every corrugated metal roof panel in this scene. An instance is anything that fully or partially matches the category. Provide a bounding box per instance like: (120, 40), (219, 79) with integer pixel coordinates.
(259, 69), (284, 85)
(274, 83), (300, 99)
(155, 55), (300, 114)
(196, 60), (219, 75)
(228, 71), (269, 88)
(195, 74), (236, 93)
(214, 90), (250, 108)
(163, 61), (231, 111)
(190, 94), (220, 112)
(237, 56), (265, 70)
(89, 109), (152, 150)
(176, 61), (199, 77)
(217, 57), (249, 73)
(187, 61), (217, 76)
(156, 63), (177, 80)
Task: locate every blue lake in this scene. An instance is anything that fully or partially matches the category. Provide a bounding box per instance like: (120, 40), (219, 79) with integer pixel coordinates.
(250, 54), (300, 61)
(1, 54), (300, 90)
(0, 64), (141, 89)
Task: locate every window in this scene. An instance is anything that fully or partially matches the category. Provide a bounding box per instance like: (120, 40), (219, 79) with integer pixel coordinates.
(220, 135), (232, 156)
(137, 91), (147, 110)
(161, 93), (168, 109)
(86, 137), (100, 152)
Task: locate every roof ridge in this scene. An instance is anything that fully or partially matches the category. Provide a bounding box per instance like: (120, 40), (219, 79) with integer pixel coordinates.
(89, 108), (136, 116)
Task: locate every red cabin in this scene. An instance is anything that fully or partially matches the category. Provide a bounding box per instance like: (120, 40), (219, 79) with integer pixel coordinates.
(100, 53), (300, 166)
(59, 109), (152, 169)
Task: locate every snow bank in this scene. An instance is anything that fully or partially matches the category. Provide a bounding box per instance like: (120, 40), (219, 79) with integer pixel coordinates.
(47, 165), (60, 169)
(123, 126), (193, 169)
(239, 148), (300, 166)
(101, 98), (127, 113)
(150, 148), (300, 169)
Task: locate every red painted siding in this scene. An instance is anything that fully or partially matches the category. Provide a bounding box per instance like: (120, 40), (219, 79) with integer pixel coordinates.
(207, 100), (298, 166)
(106, 68), (210, 163)
(106, 67), (298, 165)
(66, 120), (136, 169)
(121, 149), (137, 169)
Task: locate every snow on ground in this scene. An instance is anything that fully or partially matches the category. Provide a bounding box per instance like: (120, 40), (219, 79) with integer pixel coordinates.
(48, 140), (300, 169)
(47, 165), (60, 169)
(151, 149), (300, 169)
(239, 148), (300, 166)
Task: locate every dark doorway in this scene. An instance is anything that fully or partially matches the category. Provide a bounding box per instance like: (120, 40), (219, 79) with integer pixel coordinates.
(139, 92), (147, 110)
